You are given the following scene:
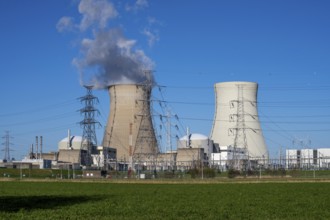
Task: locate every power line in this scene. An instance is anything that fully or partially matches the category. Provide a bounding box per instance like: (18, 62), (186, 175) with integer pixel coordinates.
(177, 116), (330, 125)
(0, 112), (77, 127)
(0, 99), (77, 117)
(152, 99), (330, 108)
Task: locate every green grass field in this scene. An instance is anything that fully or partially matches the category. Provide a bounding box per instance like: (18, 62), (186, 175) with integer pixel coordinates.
(0, 181), (329, 219)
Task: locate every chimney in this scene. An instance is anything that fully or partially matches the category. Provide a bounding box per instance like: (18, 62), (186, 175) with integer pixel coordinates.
(35, 136), (39, 159)
(40, 136), (43, 159)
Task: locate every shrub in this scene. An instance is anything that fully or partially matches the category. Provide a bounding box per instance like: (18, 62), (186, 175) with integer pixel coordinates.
(227, 169), (240, 178)
(188, 168), (199, 179)
(203, 168), (216, 178)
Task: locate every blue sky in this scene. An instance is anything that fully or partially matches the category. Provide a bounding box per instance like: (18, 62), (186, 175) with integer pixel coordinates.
(0, 0), (330, 160)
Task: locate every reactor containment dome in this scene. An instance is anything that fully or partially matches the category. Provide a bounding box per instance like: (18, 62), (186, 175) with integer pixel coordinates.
(58, 136), (88, 151)
(177, 133), (213, 159)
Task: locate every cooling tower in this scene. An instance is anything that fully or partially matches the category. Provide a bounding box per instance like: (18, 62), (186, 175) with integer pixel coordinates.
(210, 82), (268, 159)
(102, 84), (158, 162)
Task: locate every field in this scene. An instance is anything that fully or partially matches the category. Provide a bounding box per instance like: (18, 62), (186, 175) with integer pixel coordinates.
(0, 180), (330, 219)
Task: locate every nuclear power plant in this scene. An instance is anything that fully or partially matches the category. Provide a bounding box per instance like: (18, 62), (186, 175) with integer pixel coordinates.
(97, 81), (268, 171)
(5, 79), (330, 176)
(3, 81), (273, 173)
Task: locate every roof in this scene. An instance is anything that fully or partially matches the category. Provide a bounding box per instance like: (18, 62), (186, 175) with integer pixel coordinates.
(180, 133), (209, 141)
(59, 136), (84, 143)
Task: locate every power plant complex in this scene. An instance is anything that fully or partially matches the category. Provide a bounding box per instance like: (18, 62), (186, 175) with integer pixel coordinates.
(2, 79), (330, 175)
(98, 81), (269, 171)
(1, 81), (272, 172)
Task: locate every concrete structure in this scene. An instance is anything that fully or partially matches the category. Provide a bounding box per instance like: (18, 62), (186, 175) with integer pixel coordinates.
(157, 152), (177, 170)
(177, 133), (213, 160)
(176, 148), (205, 169)
(210, 81), (268, 159)
(102, 84), (158, 163)
(58, 150), (81, 164)
(57, 136), (89, 165)
(40, 152), (58, 161)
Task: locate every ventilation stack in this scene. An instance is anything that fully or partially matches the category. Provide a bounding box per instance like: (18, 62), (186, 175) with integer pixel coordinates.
(102, 84), (158, 164)
(210, 81), (268, 159)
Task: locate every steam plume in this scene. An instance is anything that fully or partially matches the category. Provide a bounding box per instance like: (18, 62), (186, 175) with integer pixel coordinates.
(58, 0), (154, 89)
(73, 29), (154, 88)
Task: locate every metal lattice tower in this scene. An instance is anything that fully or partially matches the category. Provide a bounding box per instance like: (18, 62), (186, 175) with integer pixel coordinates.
(231, 85), (248, 170)
(2, 131), (14, 162)
(79, 85), (101, 166)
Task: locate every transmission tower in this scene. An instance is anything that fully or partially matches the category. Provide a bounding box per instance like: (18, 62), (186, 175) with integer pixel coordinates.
(2, 131), (14, 162)
(79, 85), (101, 166)
(230, 85), (249, 170)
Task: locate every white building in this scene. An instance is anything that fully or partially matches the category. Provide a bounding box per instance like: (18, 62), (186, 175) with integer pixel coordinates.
(211, 146), (247, 171)
(286, 148), (330, 169)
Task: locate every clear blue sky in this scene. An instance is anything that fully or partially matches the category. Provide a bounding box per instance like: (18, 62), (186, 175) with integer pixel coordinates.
(0, 0), (329, 160)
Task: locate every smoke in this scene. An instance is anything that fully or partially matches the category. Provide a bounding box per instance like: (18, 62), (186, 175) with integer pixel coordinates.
(57, 0), (155, 89)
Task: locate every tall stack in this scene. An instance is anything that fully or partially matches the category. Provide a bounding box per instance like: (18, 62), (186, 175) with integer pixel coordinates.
(210, 81), (268, 159)
(102, 84), (158, 162)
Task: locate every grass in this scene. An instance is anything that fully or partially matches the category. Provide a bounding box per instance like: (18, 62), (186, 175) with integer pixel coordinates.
(2, 167), (330, 179)
(0, 168), (83, 179)
(0, 181), (330, 219)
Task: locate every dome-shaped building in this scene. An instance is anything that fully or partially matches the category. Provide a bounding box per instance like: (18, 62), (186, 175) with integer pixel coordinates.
(174, 133), (214, 169)
(58, 136), (88, 151)
(57, 136), (90, 165)
(177, 133), (214, 160)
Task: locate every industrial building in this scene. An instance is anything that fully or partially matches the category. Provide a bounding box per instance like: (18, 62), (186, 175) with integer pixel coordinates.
(175, 133), (213, 169)
(56, 135), (116, 170)
(286, 148), (330, 169)
(211, 146), (248, 171)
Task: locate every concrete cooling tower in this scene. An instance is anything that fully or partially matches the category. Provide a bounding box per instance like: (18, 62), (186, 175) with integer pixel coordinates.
(210, 81), (268, 159)
(102, 84), (158, 162)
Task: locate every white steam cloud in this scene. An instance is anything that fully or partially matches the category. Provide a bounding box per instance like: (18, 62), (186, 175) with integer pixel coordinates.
(142, 28), (159, 47)
(125, 0), (149, 12)
(56, 16), (75, 32)
(78, 0), (118, 31)
(73, 29), (154, 89)
(57, 0), (154, 89)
